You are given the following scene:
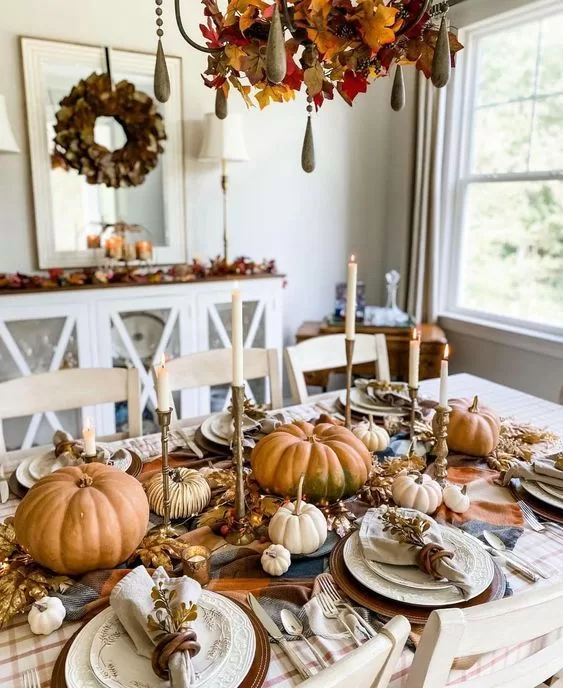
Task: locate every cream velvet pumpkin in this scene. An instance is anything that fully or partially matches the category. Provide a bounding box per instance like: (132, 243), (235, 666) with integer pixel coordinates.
(14, 463), (149, 575)
(391, 471), (443, 514)
(28, 597), (66, 636)
(144, 467), (211, 519)
(268, 475), (328, 554)
(442, 484), (470, 514)
(261, 544), (291, 576)
(352, 416), (390, 452)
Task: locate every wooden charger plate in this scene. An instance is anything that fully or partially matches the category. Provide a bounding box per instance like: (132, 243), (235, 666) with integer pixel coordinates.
(51, 596), (270, 688)
(329, 531), (506, 625)
(510, 480), (563, 525)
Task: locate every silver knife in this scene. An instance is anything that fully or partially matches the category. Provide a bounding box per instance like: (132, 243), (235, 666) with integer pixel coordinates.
(248, 594), (312, 680)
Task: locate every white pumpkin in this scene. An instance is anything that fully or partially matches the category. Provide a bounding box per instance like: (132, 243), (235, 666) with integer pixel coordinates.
(145, 467), (211, 519)
(28, 596), (66, 635)
(442, 484), (470, 514)
(352, 416), (390, 453)
(268, 474), (328, 554)
(391, 471), (443, 514)
(261, 544), (291, 576)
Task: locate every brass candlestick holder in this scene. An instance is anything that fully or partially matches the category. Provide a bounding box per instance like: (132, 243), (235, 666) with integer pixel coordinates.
(150, 408), (187, 537)
(225, 385), (255, 546)
(344, 338), (355, 429)
(408, 385), (419, 443)
(82, 448), (106, 464)
(433, 405), (451, 486)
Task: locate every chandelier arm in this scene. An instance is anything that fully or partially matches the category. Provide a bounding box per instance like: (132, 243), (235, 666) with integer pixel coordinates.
(174, 0), (224, 54)
(280, 0), (298, 37)
(395, 0), (433, 38)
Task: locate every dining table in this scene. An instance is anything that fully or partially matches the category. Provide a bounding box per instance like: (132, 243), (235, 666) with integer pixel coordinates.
(1, 373), (563, 688)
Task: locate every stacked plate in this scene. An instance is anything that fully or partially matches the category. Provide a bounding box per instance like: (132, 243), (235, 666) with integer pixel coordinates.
(342, 510), (495, 609)
(199, 412), (259, 448)
(520, 479), (563, 511)
(63, 590), (260, 688)
(336, 387), (408, 419)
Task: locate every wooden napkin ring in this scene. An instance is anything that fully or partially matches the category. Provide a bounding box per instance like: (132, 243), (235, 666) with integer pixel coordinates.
(151, 630), (201, 680)
(416, 543), (454, 580)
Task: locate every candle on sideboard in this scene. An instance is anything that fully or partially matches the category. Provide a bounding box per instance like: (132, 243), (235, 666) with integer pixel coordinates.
(82, 417), (96, 457)
(136, 240), (153, 261)
(439, 343), (449, 408)
(409, 327), (420, 388)
(86, 234), (101, 249)
(232, 283), (244, 387)
(345, 255), (358, 340)
(156, 353), (170, 412)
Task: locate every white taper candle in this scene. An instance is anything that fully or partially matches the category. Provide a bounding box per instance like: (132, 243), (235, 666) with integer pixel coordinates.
(156, 353), (170, 411)
(409, 328), (420, 388)
(82, 417), (96, 457)
(439, 343), (450, 408)
(232, 283), (244, 387)
(345, 255), (358, 340)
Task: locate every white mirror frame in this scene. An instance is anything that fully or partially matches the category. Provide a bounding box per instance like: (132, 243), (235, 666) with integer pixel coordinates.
(21, 37), (186, 269)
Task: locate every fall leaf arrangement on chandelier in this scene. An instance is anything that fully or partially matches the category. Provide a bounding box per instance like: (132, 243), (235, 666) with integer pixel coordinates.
(199, 0), (463, 110)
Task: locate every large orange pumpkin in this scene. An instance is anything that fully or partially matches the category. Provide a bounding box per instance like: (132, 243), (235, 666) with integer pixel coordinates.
(14, 463), (149, 575)
(443, 396), (501, 457)
(251, 421), (372, 503)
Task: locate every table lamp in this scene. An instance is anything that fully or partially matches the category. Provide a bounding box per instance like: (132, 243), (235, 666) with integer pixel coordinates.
(0, 95), (20, 153)
(198, 113), (248, 261)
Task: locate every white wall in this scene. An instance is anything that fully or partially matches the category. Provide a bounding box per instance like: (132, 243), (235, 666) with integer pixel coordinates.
(0, 0), (399, 348)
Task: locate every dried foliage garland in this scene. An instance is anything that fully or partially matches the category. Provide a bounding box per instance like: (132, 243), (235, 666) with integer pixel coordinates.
(53, 73), (166, 189)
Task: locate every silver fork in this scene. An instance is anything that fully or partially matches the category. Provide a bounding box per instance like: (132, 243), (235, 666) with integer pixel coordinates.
(22, 668), (41, 688)
(318, 576), (379, 639)
(317, 592), (361, 647)
(518, 501), (563, 543)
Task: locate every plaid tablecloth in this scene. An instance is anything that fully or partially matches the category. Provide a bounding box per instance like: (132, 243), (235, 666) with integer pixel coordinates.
(1, 374), (563, 688)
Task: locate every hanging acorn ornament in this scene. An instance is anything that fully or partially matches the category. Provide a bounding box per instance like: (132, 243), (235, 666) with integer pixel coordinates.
(215, 87), (228, 120)
(301, 100), (315, 173)
(391, 64), (406, 112)
(266, 3), (287, 84)
(431, 13), (451, 89)
(153, 0), (171, 103)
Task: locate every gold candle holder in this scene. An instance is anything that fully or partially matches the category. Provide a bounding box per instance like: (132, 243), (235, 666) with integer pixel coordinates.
(225, 385), (255, 546)
(344, 338), (355, 429)
(433, 405), (451, 486)
(149, 408), (187, 537)
(408, 385), (419, 443)
(82, 448), (106, 464)
(182, 545), (211, 586)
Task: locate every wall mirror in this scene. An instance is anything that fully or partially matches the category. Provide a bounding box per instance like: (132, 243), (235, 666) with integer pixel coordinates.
(22, 38), (186, 268)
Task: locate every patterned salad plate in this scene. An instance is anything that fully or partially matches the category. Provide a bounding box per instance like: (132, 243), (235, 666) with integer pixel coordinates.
(65, 591), (255, 688)
(343, 527), (494, 607)
(521, 479), (563, 510)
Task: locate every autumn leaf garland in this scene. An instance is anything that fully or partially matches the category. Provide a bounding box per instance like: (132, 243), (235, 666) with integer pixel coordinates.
(200, 0), (463, 109)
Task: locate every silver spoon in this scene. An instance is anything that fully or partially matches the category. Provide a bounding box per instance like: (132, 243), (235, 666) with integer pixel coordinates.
(483, 530), (550, 578)
(280, 609), (329, 668)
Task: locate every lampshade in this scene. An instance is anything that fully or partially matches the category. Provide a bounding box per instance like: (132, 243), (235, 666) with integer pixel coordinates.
(198, 113), (249, 163)
(0, 95), (20, 153)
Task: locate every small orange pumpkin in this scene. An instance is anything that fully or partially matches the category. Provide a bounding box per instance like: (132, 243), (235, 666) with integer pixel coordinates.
(442, 396), (501, 457)
(14, 463), (149, 575)
(251, 421), (372, 504)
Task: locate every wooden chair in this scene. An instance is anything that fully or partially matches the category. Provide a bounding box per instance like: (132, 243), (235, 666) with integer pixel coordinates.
(301, 615), (410, 688)
(285, 333), (390, 404)
(406, 584), (563, 688)
(164, 348), (283, 414)
(0, 367), (142, 453)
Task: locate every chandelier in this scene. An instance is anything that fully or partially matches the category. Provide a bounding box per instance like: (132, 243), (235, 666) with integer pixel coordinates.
(152, 0), (463, 171)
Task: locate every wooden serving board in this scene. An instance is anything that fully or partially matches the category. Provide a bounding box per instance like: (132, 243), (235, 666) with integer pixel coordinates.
(329, 531), (506, 625)
(511, 481), (563, 525)
(51, 596), (270, 688)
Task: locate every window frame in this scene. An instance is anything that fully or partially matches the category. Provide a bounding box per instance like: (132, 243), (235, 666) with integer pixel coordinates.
(442, 0), (563, 341)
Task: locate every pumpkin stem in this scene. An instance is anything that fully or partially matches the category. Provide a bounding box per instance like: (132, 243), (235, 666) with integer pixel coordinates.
(415, 473), (424, 485)
(295, 473), (305, 516)
(78, 473), (94, 488)
(33, 602), (48, 613)
(461, 485), (468, 496)
(469, 396), (480, 413)
(368, 415), (374, 430)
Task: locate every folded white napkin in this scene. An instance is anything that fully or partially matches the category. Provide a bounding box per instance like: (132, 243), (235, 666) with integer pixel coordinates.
(359, 508), (475, 598)
(500, 459), (563, 490)
(110, 566), (202, 688)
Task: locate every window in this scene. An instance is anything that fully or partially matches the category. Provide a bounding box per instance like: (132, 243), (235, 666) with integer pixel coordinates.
(447, 1), (563, 334)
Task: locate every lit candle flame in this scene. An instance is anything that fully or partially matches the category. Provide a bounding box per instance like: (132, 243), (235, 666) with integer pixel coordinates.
(85, 416), (92, 431)
(160, 353), (166, 369)
(411, 327), (418, 341)
(349, 254), (356, 263)
(443, 343), (450, 361)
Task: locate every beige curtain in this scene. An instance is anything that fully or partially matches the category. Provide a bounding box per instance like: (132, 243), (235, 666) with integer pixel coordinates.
(406, 72), (449, 324)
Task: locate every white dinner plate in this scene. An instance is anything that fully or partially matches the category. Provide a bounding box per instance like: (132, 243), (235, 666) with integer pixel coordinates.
(344, 529), (494, 607)
(88, 591), (255, 688)
(15, 456), (37, 489)
(337, 391), (408, 418)
(200, 415), (231, 446)
(200, 413), (259, 446)
(521, 480), (563, 510)
(537, 482), (563, 501)
(366, 558), (453, 591)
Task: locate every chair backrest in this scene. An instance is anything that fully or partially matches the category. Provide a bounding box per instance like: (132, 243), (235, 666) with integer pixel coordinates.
(407, 584), (563, 688)
(286, 333), (390, 404)
(0, 367), (142, 452)
(301, 615), (410, 688)
(164, 348), (283, 410)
